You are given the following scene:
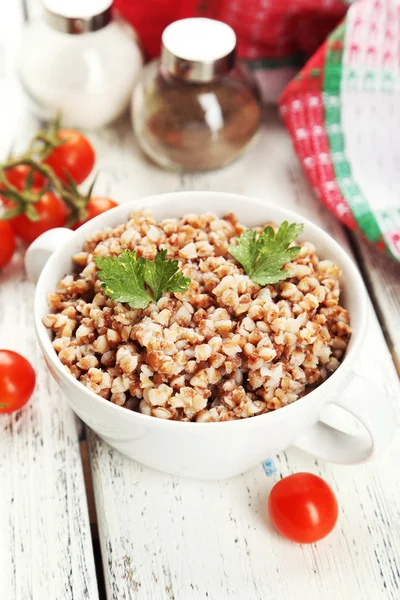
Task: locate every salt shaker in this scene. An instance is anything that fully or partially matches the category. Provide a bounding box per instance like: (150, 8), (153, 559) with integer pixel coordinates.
(18, 0), (143, 129)
(131, 18), (261, 171)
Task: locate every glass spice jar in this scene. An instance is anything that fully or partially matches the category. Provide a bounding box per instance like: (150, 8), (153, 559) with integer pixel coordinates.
(18, 0), (143, 130)
(131, 18), (261, 171)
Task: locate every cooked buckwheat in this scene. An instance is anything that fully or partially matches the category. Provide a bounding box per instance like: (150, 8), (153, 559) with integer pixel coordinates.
(43, 211), (351, 422)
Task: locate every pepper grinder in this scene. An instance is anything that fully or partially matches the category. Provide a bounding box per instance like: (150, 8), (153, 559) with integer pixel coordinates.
(131, 18), (261, 171)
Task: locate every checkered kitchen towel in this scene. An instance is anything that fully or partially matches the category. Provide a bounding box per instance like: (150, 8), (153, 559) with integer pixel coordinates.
(117, 0), (400, 260)
(280, 0), (400, 260)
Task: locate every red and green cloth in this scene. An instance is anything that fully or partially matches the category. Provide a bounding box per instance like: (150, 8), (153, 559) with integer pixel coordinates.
(115, 0), (348, 101)
(280, 0), (400, 260)
(114, 0), (347, 63)
(116, 0), (400, 261)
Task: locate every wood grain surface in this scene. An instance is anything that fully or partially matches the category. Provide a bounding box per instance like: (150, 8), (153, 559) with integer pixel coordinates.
(0, 254), (99, 600)
(352, 237), (400, 375)
(3, 1), (400, 598)
(0, 4), (98, 599)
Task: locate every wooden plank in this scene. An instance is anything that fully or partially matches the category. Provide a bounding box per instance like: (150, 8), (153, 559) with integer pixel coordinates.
(0, 4), (99, 599)
(86, 109), (400, 600)
(0, 267), (99, 600)
(351, 236), (400, 375)
(0, 253), (99, 600)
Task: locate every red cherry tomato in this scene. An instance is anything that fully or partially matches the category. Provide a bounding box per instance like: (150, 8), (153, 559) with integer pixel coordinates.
(72, 196), (118, 229)
(1, 164), (46, 191)
(86, 196), (118, 219)
(45, 129), (95, 185)
(0, 221), (16, 268)
(268, 473), (338, 544)
(0, 350), (36, 414)
(9, 189), (67, 245)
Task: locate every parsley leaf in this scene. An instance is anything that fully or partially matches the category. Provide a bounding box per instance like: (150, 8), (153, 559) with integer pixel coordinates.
(95, 250), (153, 309)
(227, 229), (259, 275)
(228, 221), (304, 286)
(95, 249), (190, 309)
(144, 250), (191, 302)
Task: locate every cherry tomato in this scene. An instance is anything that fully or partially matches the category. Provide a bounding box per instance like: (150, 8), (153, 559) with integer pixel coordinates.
(0, 221), (16, 268)
(0, 350), (36, 414)
(45, 129), (95, 185)
(86, 196), (118, 219)
(72, 196), (118, 229)
(268, 473), (338, 543)
(9, 189), (67, 245)
(1, 164), (46, 191)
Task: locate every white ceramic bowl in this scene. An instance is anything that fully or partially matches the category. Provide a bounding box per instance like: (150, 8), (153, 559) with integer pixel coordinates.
(26, 192), (397, 480)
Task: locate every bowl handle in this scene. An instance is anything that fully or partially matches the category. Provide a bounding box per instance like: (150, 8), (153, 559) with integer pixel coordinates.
(292, 372), (398, 463)
(25, 228), (74, 283)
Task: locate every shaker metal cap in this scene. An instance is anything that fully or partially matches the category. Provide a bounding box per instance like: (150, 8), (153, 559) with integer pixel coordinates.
(43, 0), (113, 34)
(161, 18), (237, 82)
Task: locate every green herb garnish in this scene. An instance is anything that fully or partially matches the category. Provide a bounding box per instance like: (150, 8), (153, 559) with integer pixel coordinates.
(95, 249), (190, 309)
(228, 221), (304, 285)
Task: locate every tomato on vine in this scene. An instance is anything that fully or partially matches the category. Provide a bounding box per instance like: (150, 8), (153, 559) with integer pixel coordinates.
(86, 196), (118, 219)
(72, 196), (118, 229)
(0, 221), (16, 268)
(8, 189), (67, 245)
(0, 123), (105, 241)
(45, 129), (95, 185)
(0, 350), (36, 414)
(2, 164), (46, 191)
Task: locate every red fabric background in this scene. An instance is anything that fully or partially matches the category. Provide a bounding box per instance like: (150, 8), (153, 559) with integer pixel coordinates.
(114, 0), (348, 62)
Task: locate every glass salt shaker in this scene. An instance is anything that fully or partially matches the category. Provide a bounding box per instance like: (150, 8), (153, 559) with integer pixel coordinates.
(131, 18), (261, 171)
(18, 0), (143, 129)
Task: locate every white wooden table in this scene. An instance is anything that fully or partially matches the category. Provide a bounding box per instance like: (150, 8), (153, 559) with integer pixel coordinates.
(1, 3), (400, 599)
